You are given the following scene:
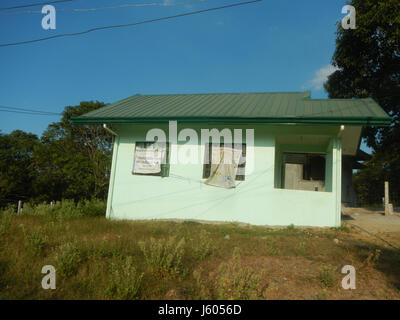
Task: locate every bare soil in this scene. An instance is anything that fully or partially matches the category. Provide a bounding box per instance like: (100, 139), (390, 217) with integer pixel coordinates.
(342, 207), (400, 248)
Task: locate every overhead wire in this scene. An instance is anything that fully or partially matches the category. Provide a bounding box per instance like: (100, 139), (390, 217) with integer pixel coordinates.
(0, 104), (62, 115)
(0, 0), (210, 15)
(0, 0), (74, 11)
(0, 109), (61, 115)
(145, 167), (273, 220)
(0, 0), (262, 47)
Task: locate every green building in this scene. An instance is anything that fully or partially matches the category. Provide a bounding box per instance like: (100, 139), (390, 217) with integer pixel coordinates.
(72, 92), (391, 227)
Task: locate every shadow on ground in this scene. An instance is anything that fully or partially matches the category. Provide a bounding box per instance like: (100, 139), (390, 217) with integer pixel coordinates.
(343, 240), (400, 291)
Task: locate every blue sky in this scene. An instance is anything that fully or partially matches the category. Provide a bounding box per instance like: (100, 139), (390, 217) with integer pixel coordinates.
(0, 0), (349, 138)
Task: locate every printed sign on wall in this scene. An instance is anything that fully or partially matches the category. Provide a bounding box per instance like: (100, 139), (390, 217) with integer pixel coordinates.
(133, 142), (166, 174)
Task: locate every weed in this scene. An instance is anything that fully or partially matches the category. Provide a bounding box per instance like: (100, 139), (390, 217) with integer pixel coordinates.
(364, 249), (381, 267)
(87, 239), (122, 259)
(105, 256), (144, 300)
(77, 199), (106, 217)
(296, 241), (307, 256)
(193, 269), (211, 299)
(0, 210), (399, 300)
(0, 259), (8, 291)
(55, 243), (82, 277)
(25, 227), (46, 257)
(52, 200), (80, 218)
(193, 230), (213, 260)
(319, 264), (337, 288)
(265, 244), (278, 256)
(285, 224), (296, 232)
(4, 199), (106, 219)
(139, 236), (185, 276)
(315, 290), (327, 300)
(182, 220), (200, 225)
(29, 202), (56, 217)
(0, 213), (12, 237)
(215, 247), (264, 299)
(330, 223), (350, 232)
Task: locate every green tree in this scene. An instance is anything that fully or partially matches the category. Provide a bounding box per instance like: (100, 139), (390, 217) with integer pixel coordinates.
(0, 130), (40, 207)
(0, 102), (112, 208)
(37, 101), (113, 202)
(324, 0), (400, 205)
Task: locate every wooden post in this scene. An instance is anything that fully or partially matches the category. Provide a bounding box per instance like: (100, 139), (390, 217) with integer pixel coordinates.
(17, 200), (22, 215)
(385, 181), (390, 216)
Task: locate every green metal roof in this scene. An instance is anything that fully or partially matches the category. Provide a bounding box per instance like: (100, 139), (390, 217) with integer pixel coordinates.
(71, 92), (391, 126)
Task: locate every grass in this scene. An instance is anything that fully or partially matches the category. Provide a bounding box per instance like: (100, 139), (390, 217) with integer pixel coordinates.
(0, 201), (400, 299)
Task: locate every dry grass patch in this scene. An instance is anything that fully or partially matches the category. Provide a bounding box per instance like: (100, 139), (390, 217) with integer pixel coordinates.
(0, 207), (399, 299)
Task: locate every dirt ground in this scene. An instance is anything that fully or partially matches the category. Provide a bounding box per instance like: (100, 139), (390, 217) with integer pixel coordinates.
(342, 207), (400, 248)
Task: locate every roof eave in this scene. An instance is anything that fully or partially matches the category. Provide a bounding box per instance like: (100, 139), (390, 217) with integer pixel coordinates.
(71, 116), (392, 126)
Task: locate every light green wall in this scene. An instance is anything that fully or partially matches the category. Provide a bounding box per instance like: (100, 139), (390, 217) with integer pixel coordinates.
(106, 123), (342, 227)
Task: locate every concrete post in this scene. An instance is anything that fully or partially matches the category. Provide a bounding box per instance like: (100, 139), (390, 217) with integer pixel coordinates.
(17, 200), (22, 215)
(388, 204), (394, 216)
(385, 181), (390, 216)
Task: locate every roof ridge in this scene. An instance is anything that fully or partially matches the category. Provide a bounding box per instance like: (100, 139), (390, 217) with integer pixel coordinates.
(132, 91), (310, 96)
(307, 98), (373, 101)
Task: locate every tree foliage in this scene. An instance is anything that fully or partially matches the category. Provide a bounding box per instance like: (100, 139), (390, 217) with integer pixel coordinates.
(0, 102), (112, 208)
(325, 0), (400, 148)
(0, 130), (40, 206)
(325, 0), (400, 205)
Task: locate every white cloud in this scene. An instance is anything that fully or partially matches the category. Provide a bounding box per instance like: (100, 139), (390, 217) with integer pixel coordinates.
(305, 65), (339, 90)
(163, 0), (193, 9)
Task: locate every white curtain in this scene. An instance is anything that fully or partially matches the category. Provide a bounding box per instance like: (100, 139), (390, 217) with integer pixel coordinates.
(205, 145), (242, 189)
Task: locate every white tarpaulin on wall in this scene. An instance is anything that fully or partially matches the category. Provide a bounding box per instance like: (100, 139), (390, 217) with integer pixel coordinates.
(205, 146), (242, 189)
(133, 142), (166, 174)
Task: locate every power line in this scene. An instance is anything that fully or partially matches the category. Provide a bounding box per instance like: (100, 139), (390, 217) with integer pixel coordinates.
(0, 0), (208, 15)
(0, 0), (74, 11)
(0, 105), (62, 115)
(0, 109), (61, 116)
(0, 104), (61, 114)
(0, 0), (262, 48)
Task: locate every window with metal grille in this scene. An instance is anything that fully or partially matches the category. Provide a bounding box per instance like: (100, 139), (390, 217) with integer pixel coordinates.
(202, 143), (246, 181)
